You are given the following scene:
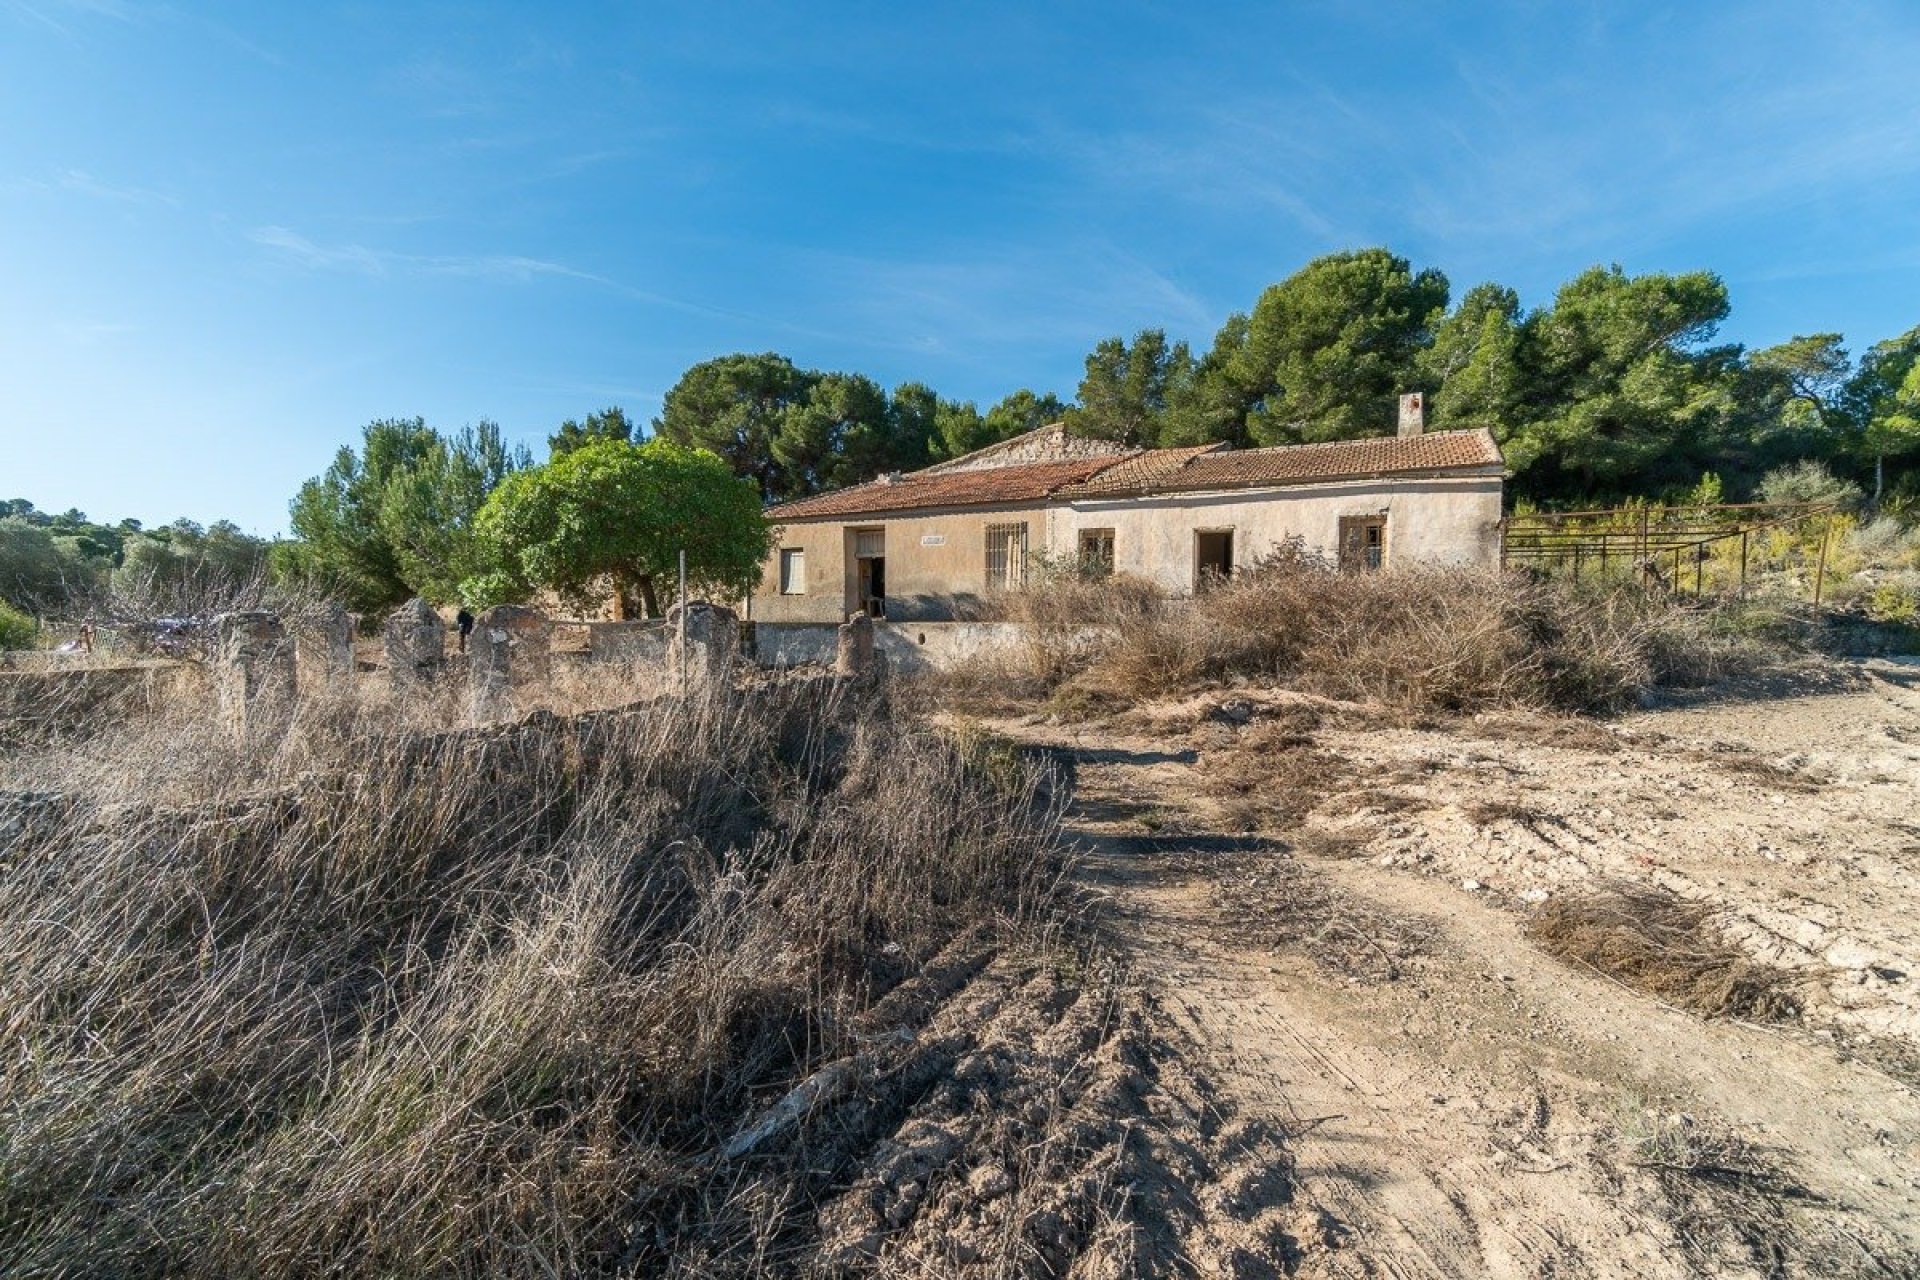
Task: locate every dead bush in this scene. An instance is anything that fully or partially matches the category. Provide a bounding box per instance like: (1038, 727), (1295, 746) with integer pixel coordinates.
(961, 549), (1788, 717)
(1527, 885), (1800, 1021)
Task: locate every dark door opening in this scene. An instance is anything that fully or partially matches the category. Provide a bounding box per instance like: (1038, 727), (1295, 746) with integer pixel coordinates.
(1339, 516), (1386, 573)
(1195, 529), (1233, 588)
(857, 555), (886, 616)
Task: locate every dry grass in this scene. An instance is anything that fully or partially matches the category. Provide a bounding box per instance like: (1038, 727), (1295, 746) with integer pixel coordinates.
(1527, 885), (1800, 1022)
(960, 549), (1777, 718)
(0, 670), (1066, 1277)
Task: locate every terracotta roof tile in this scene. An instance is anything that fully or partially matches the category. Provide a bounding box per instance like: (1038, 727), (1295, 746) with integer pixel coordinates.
(767, 456), (1123, 520)
(1053, 442), (1226, 495)
(767, 429), (1503, 520)
(1056, 429), (1502, 498)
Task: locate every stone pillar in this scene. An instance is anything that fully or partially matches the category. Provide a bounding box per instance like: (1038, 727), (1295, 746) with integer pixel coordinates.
(215, 610), (295, 744)
(469, 604), (553, 720)
(667, 601), (738, 682)
(383, 597), (446, 691)
(834, 611), (877, 676)
(297, 604), (355, 688)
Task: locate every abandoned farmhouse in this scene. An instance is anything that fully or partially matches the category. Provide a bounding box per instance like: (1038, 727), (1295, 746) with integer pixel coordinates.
(751, 395), (1506, 623)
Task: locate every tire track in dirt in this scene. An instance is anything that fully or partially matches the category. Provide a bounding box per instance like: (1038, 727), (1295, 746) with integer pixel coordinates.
(1008, 677), (1920, 1277)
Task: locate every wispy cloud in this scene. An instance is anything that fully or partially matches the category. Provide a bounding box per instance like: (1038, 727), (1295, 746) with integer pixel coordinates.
(247, 225), (754, 318)
(57, 167), (179, 206)
(252, 226), (632, 287)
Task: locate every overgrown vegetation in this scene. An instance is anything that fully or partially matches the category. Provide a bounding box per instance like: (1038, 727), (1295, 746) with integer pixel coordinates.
(0, 675), (1064, 1277)
(958, 549), (1777, 716)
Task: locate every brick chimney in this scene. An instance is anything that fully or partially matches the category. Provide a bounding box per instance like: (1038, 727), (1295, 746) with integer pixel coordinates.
(1397, 392), (1426, 437)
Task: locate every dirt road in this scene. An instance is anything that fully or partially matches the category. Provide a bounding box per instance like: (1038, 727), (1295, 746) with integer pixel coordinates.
(987, 657), (1920, 1277)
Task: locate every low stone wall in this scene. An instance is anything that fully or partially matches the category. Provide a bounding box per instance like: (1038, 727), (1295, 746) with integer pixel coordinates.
(753, 621), (1044, 674)
(584, 621), (669, 664)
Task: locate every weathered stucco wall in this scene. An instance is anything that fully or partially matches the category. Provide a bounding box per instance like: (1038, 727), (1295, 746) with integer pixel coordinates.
(755, 502), (1049, 623)
(1045, 475), (1503, 590)
(750, 475), (1503, 620)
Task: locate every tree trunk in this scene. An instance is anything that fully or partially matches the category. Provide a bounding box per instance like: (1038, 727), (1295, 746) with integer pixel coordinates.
(638, 574), (661, 619)
(1875, 452), (1885, 507)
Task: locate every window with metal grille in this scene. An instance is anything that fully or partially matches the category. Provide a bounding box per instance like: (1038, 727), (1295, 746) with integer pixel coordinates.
(778, 548), (805, 594)
(985, 523), (1028, 589)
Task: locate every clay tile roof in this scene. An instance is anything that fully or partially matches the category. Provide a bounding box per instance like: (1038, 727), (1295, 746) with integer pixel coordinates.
(766, 456), (1127, 520)
(1055, 428), (1502, 498)
(1051, 442), (1227, 496)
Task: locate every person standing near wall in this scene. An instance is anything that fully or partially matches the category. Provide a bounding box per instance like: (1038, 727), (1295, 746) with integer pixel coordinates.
(455, 607), (474, 654)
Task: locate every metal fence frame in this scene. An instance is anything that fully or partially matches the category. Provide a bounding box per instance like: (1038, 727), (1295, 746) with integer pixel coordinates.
(1500, 501), (1839, 604)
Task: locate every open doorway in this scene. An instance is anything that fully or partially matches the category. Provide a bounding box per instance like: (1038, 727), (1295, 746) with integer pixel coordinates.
(850, 527), (886, 617)
(1194, 529), (1233, 588)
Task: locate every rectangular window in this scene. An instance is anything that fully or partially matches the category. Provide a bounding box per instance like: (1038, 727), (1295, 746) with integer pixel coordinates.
(985, 522), (1029, 590)
(1338, 515), (1387, 573)
(1195, 529), (1234, 588)
(1078, 528), (1115, 577)
(778, 548), (806, 594)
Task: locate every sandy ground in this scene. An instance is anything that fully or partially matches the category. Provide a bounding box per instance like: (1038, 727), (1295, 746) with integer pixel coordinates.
(977, 657), (1920, 1277)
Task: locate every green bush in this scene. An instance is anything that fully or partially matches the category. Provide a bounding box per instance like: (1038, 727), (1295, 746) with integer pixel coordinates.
(0, 600), (37, 649)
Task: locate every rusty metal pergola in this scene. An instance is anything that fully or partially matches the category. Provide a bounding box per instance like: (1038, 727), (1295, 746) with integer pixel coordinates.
(1500, 501), (1839, 605)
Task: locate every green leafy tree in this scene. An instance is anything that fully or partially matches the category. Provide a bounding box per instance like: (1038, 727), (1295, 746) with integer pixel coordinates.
(377, 421), (533, 603)
(771, 373), (896, 495)
(923, 389), (1068, 462)
(0, 518), (98, 612)
(1070, 330), (1198, 447)
(1206, 248), (1450, 446)
(1422, 283), (1526, 437)
(654, 353), (817, 500)
(0, 599), (35, 649)
(548, 406), (636, 458)
(1850, 326), (1920, 503)
(110, 520), (270, 605)
(1500, 266), (1735, 499)
(277, 418), (439, 613)
(278, 418), (527, 613)
(467, 439), (770, 617)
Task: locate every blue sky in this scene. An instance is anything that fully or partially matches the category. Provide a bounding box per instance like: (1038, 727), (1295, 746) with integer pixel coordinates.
(5, 1), (1920, 535)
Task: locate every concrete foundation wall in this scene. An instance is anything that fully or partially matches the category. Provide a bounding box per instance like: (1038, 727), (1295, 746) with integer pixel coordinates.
(754, 620), (1048, 673)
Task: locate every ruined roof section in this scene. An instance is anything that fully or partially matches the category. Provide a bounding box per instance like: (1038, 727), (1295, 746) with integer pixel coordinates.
(917, 422), (1132, 474)
(767, 456), (1124, 520)
(1054, 429), (1503, 498)
(1051, 441), (1228, 496)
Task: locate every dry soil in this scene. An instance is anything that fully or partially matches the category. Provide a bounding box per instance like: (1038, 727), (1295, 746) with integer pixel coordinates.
(972, 656), (1920, 1277)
